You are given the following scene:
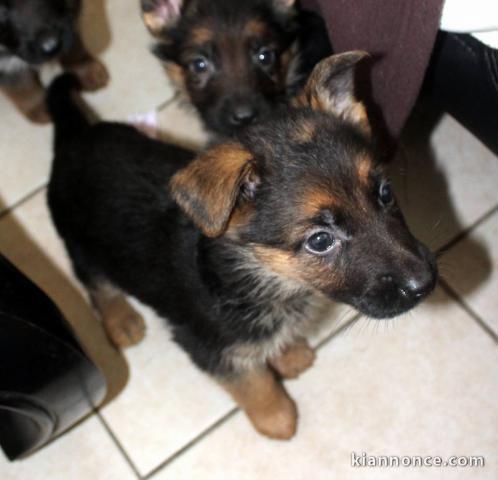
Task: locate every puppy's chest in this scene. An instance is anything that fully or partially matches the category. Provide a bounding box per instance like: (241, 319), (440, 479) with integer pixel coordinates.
(220, 289), (322, 372)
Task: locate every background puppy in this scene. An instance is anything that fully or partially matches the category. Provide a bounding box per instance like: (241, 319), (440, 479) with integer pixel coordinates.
(140, 0), (331, 136)
(0, 0), (108, 123)
(46, 53), (437, 439)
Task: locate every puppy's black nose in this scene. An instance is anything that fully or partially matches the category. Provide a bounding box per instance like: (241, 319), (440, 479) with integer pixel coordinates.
(398, 274), (435, 301)
(38, 32), (61, 57)
(229, 105), (257, 126)
(379, 271), (435, 301)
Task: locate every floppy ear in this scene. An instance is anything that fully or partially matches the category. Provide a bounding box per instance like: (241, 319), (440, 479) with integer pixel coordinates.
(141, 0), (183, 37)
(169, 143), (258, 237)
(294, 51), (371, 136)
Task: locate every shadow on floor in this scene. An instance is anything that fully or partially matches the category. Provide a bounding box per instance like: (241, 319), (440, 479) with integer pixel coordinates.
(0, 195), (128, 405)
(391, 103), (493, 304)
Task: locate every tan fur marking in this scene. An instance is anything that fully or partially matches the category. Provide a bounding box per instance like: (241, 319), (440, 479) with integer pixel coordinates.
(165, 63), (188, 96)
(299, 188), (339, 218)
(291, 52), (371, 136)
(244, 19), (267, 38)
(142, 12), (166, 36)
(292, 119), (316, 143)
(170, 143), (253, 237)
(253, 243), (342, 292)
(219, 367), (297, 439)
(253, 246), (301, 282)
(357, 156), (373, 185)
(189, 26), (214, 45)
(268, 339), (315, 379)
(346, 102), (371, 136)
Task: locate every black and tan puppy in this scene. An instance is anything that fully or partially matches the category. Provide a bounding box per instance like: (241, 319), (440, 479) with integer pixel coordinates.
(46, 52), (437, 439)
(0, 0), (108, 123)
(140, 0), (331, 135)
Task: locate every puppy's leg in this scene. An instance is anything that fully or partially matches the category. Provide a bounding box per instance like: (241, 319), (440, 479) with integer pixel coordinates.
(220, 367), (297, 439)
(90, 282), (146, 348)
(60, 34), (109, 91)
(268, 339), (315, 379)
(2, 70), (49, 123)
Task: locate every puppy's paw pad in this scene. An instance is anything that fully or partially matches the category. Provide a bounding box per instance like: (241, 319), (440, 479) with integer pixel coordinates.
(105, 311), (146, 348)
(71, 59), (110, 91)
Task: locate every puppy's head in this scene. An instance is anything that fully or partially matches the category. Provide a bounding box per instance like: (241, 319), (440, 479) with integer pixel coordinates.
(170, 52), (437, 319)
(0, 0), (80, 65)
(141, 0), (299, 136)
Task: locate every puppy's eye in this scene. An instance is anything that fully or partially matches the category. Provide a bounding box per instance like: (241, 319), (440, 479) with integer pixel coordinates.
(189, 57), (210, 74)
(255, 48), (275, 68)
(378, 181), (394, 206)
(305, 231), (335, 255)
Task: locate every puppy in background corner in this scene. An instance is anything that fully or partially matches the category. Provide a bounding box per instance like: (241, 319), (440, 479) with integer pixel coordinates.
(0, 0), (108, 123)
(140, 0), (332, 136)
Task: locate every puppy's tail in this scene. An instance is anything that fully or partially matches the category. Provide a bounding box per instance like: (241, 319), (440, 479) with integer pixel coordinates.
(46, 73), (90, 150)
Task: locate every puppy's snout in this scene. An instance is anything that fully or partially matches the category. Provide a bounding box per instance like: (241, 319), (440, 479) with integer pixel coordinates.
(38, 31), (61, 57)
(229, 104), (258, 127)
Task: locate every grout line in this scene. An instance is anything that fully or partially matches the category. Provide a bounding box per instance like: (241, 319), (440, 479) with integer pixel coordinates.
(437, 204), (498, 255)
(96, 411), (143, 479)
(439, 279), (498, 344)
(0, 182), (48, 220)
(315, 312), (362, 350)
(143, 408), (239, 480)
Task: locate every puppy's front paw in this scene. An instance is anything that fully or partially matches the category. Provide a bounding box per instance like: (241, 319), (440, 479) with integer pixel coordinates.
(26, 102), (51, 124)
(103, 303), (146, 348)
(70, 58), (110, 91)
(269, 341), (316, 379)
(248, 394), (297, 440)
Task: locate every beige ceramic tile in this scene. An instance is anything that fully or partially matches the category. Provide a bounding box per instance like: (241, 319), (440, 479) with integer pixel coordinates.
(0, 94), (52, 214)
(77, 0), (173, 120)
(442, 212), (498, 335)
(156, 97), (210, 151)
(154, 288), (498, 480)
(392, 113), (498, 251)
(0, 416), (134, 480)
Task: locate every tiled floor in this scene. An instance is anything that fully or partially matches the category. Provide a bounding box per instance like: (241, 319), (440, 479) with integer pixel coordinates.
(1, 3), (497, 479)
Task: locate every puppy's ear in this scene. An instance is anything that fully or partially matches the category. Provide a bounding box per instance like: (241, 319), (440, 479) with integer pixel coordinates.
(294, 51), (371, 136)
(170, 143), (258, 237)
(141, 0), (183, 37)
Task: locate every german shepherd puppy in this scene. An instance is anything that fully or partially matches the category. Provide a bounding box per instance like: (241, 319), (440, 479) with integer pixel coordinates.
(140, 0), (331, 135)
(46, 53), (437, 439)
(0, 0), (108, 123)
